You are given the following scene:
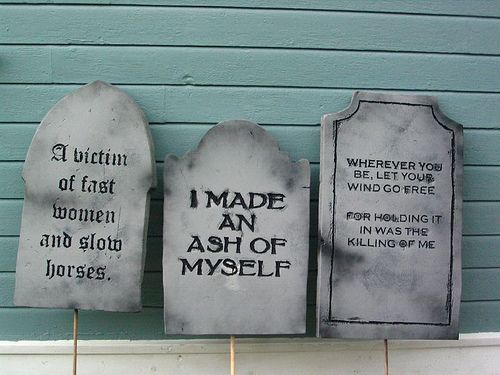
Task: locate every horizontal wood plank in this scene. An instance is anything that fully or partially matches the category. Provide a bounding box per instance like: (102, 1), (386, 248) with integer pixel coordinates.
(462, 269), (500, 301)
(1, 85), (499, 128)
(459, 301), (500, 333)
(1, 200), (500, 236)
(0, 307), (164, 340)
(0, 238), (18, 271)
(1, 7), (499, 54)
(1, 1), (499, 18)
(0, 269), (498, 308)
(462, 236), (500, 269)
(0, 198), (312, 236)
(462, 202), (500, 235)
(0, 162), (24, 198)
(2, 163), (499, 202)
(463, 167), (500, 200)
(0, 200), (316, 236)
(464, 131), (500, 165)
(1, 125), (499, 165)
(2, 234), (500, 273)
(0, 46), (51, 82)
(0, 124), (320, 162)
(0, 162), (319, 200)
(0, 300), (497, 340)
(147, 237), (500, 273)
(0, 236), (320, 273)
(1, 46), (499, 92)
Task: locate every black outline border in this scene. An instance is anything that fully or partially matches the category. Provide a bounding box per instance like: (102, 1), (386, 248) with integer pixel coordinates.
(327, 99), (456, 327)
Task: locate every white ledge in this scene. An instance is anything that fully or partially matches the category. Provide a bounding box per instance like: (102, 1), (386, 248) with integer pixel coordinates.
(0, 332), (499, 355)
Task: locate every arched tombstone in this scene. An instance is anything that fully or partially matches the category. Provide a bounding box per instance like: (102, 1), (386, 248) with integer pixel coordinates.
(14, 81), (156, 312)
(317, 92), (463, 339)
(163, 120), (310, 334)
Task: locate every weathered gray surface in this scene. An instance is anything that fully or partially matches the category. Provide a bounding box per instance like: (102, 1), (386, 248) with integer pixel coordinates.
(317, 92), (463, 339)
(14, 81), (156, 312)
(163, 120), (310, 335)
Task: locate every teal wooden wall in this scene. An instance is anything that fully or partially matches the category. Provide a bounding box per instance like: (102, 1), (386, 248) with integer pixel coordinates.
(0, 1), (499, 340)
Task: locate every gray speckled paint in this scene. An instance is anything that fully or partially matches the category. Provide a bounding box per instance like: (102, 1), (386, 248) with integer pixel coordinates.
(14, 81), (156, 312)
(317, 92), (463, 339)
(163, 120), (310, 335)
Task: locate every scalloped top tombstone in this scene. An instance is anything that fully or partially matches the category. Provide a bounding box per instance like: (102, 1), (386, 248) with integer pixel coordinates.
(14, 81), (156, 312)
(163, 120), (310, 334)
(317, 92), (463, 339)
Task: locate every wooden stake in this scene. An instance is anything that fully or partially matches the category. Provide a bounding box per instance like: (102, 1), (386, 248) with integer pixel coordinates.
(73, 309), (78, 375)
(230, 335), (236, 375)
(384, 339), (389, 375)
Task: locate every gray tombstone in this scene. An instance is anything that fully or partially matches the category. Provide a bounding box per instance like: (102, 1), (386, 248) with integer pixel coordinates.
(14, 81), (156, 312)
(163, 120), (310, 335)
(317, 92), (463, 339)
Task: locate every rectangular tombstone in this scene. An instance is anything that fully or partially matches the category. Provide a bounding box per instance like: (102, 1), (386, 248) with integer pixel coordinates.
(14, 81), (156, 312)
(163, 120), (310, 335)
(317, 92), (463, 339)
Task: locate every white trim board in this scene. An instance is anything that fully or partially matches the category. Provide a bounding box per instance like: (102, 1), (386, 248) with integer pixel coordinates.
(0, 333), (499, 374)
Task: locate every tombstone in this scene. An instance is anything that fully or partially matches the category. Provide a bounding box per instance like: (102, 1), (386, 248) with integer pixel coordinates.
(14, 81), (156, 312)
(163, 120), (310, 334)
(317, 92), (463, 339)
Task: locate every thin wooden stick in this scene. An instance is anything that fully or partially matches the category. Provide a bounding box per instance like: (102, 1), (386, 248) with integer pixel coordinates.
(230, 335), (236, 375)
(73, 309), (78, 375)
(384, 339), (389, 375)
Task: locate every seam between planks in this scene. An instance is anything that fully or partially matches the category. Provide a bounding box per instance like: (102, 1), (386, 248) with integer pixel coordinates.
(1, 3), (500, 20)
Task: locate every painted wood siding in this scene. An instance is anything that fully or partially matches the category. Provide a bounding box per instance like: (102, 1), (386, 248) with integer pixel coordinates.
(0, 1), (499, 340)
